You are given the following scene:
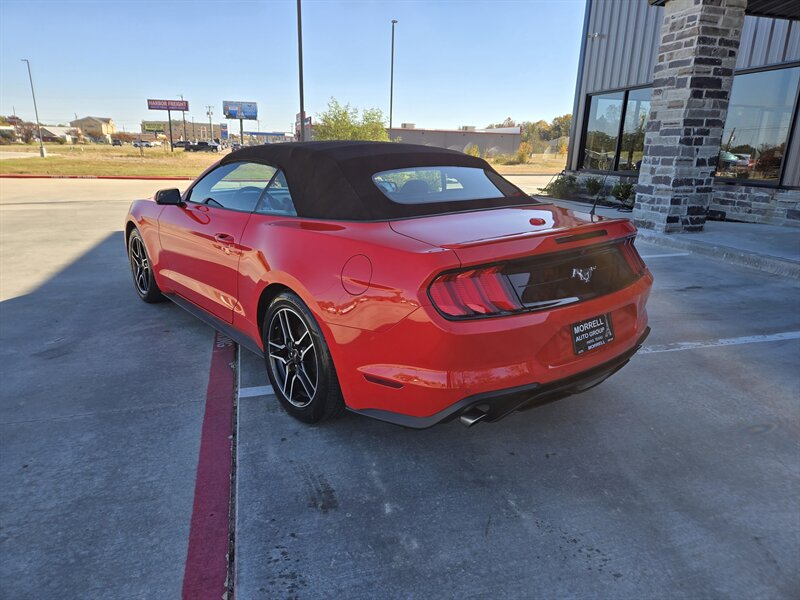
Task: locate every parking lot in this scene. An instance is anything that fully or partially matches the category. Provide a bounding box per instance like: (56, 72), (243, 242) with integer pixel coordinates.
(1, 179), (798, 598)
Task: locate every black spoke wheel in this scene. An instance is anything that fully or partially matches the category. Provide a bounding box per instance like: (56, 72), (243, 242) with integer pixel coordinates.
(128, 228), (163, 303)
(263, 292), (344, 423)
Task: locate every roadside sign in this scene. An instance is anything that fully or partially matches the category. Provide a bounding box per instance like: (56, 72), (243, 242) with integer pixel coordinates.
(142, 122), (165, 132)
(223, 101), (258, 120)
(220, 123), (228, 140)
(147, 99), (189, 111)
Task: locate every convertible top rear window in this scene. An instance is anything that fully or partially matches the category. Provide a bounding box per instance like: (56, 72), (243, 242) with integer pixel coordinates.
(372, 166), (517, 204)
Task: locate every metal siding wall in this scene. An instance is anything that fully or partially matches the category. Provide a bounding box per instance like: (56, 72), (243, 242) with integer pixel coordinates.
(736, 16), (800, 68)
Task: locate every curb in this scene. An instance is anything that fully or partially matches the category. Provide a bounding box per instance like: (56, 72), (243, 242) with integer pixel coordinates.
(0, 174), (193, 180)
(636, 229), (800, 280)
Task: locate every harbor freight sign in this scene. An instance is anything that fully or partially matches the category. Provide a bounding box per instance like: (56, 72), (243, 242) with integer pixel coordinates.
(147, 99), (189, 111)
(223, 101), (258, 120)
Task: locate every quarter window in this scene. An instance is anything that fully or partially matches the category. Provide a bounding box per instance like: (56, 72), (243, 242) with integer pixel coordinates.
(188, 162), (277, 212)
(255, 170), (298, 216)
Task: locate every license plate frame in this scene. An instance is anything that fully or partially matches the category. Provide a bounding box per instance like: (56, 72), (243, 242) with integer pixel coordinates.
(571, 313), (615, 355)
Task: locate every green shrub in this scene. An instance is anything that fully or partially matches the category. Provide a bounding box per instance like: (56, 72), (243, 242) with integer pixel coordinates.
(541, 173), (578, 198)
(584, 176), (604, 197)
(465, 143), (480, 157)
(610, 181), (636, 209)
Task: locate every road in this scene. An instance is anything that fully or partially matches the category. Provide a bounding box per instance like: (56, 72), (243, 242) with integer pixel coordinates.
(1, 178), (798, 599)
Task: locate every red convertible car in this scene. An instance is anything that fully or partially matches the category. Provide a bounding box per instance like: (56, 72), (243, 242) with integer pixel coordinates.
(126, 142), (652, 428)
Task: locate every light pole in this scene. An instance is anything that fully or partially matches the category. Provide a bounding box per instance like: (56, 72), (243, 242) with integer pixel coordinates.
(296, 0), (305, 142)
(192, 117), (195, 141)
(389, 19), (398, 133)
(206, 106), (213, 142)
(178, 94), (187, 141)
(21, 59), (45, 157)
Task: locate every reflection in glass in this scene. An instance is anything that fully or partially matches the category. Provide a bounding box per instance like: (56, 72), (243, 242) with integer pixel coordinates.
(717, 66), (800, 182)
(618, 88), (651, 173)
(582, 91), (624, 170)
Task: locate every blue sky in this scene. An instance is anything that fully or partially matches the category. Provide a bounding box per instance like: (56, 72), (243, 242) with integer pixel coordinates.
(0, 0), (585, 133)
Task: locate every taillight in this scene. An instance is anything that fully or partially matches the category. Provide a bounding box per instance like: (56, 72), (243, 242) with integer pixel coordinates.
(621, 238), (646, 275)
(429, 266), (522, 318)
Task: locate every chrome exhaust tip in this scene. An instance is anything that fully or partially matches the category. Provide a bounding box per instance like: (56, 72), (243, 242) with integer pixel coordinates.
(460, 407), (488, 427)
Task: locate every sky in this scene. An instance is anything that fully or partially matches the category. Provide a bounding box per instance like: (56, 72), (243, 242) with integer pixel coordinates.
(0, 0), (585, 133)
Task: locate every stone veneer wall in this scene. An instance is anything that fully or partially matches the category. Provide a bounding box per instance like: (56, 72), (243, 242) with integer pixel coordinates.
(633, 0), (747, 233)
(710, 184), (800, 226)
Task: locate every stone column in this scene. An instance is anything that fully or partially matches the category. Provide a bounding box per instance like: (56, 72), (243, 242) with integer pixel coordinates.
(634, 0), (746, 233)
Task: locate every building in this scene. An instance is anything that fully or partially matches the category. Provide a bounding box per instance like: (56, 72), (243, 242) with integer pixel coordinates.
(39, 126), (76, 143)
(141, 120), (224, 142)
(567, 0), (800, 229)
(70, 116), (116, 140)
(388, 124), (522, 156)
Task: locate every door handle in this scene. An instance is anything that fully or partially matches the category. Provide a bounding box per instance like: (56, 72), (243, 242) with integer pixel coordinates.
(214, 233), (235, 244)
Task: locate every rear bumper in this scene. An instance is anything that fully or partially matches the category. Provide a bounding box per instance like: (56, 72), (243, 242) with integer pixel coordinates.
(349, 327), (650, 428)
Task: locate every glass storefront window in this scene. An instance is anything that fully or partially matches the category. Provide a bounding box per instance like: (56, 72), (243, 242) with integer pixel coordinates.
(581, 91), (624, 170)
(618, 88), (651, 173)
(716, 66), (800, 182)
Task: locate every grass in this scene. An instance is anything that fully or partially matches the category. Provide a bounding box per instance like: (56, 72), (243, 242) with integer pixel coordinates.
(0, 143), (219, 178)
(0, 144), (566, 178)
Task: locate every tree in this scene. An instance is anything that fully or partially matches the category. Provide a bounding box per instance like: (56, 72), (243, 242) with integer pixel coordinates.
(465, 143), (480, 157)
(549, 114), (573, 139)
(314, 98), (389, 142)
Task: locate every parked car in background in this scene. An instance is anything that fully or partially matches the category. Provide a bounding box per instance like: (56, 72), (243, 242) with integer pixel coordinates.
(132, 140), (152, 148)
(112, 139), (122, 147)
(125, 142), (652, 428)
(172, 141), (190, 149)
(185, 140), (220, 152)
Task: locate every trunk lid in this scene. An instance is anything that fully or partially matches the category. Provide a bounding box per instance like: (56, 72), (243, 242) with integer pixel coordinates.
(389, 203), (636, 265)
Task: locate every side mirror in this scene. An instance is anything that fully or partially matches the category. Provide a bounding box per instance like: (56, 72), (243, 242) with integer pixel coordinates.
(155, 188), (182, 205)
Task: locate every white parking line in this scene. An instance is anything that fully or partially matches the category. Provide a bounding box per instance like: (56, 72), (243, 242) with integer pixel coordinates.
(640, 331), (800, 354)
(239, 385), (274, 398)
(639, 252), (691, 258)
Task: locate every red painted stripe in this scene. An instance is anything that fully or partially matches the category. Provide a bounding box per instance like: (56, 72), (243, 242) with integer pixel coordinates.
(182, 332), (236, 600)
(0, 174), (193, 180)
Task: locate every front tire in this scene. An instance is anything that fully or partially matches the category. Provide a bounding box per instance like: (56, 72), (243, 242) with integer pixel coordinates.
(128, 228), (163, 303)
(263, 292), (344, 424)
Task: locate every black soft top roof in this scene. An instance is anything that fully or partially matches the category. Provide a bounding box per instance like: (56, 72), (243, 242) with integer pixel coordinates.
(219, 141), (527, 220)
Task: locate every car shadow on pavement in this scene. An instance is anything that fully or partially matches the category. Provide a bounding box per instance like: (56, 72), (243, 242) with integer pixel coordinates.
(0, 231), (216, 598)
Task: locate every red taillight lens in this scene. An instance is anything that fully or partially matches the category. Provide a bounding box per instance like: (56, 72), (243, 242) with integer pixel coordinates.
(429, 266), (521, 318)
(621, 238), (646, 275)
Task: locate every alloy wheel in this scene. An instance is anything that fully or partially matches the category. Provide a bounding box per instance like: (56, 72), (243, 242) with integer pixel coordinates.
(129, 235), (150, 295)
(267, 307), (319, 408)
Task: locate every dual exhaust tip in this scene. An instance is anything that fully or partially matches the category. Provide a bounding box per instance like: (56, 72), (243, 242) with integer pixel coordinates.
(459, 406), (489, 427)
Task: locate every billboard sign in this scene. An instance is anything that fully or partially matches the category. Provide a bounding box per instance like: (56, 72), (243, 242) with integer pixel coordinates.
(142, 121), (165, 132)
(223, 101), (258, 120)
(220, 123), (228, 140)
(147, 99), (189, 111)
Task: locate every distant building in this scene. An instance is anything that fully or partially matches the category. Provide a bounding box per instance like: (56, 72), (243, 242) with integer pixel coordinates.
(387, 124), (522, 156)
(40, 126), (76, 143)
(141, 120), (223, 142)
(70, 116), (116, 140)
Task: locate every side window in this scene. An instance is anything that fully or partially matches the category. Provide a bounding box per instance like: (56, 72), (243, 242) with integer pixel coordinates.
(187, 162), (277, 212)
(255, 170), (298, 216)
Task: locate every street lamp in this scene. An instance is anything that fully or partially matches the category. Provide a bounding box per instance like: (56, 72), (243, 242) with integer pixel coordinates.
(21, 59), (45, 157)
(178, 94), (187, 141)
(297, 0), (305, 142)
(206, 105), (213, 142)
(389, 19), (398, 133)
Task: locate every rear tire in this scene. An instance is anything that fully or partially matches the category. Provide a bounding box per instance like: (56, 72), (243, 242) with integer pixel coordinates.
(263, 292), (344, 424)
(127, 228), (163, 303)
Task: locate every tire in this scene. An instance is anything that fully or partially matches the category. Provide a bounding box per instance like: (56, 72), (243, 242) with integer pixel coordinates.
(263, 292), (344, 424)
(127, 228), (164, 303)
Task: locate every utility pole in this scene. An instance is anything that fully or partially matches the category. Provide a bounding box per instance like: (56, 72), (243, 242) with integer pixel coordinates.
(192, 117), (195, 140)
(389, 19), (398, 133)
(296, 0), (305, 142)
(21, 59), (45, 157)
(206, 105), (213, 142)
(178, 94), (187, 141)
